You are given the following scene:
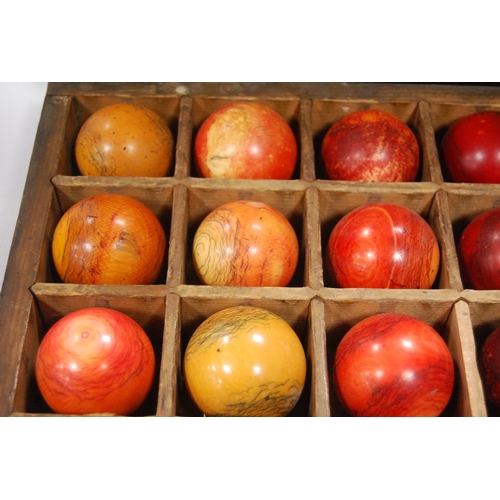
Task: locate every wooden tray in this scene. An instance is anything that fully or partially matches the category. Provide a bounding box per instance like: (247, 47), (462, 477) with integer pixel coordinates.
(2, 82), (500, 417)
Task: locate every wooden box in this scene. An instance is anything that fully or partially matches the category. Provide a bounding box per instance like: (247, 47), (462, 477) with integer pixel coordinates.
(3, 83), (500, 417)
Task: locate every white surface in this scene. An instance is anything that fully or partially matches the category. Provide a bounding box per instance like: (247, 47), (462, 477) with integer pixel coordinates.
(0, 82), (48, 292)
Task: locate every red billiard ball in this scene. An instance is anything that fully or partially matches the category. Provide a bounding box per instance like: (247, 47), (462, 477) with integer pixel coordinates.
(333, 313), (454, 417)
(327, 202), (440, 289)
(458, 208), (500, 290)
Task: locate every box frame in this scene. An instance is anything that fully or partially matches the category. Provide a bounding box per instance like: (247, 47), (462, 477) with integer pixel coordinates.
(3, 83), (500, 417)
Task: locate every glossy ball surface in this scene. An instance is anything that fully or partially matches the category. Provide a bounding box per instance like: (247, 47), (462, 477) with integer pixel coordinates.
(481, 326), (500, 414)
(321, 109), (420, 182)
(75, 103), (174, 177)
(52, 194), (166, 285)
(193, 200), (299, 286)
(334, 313), (454, 417)
(458, 208), (500, 290)
(183, 306), (306, 416)
(442, 111), (500, 183)
(194, 102), (297, 179)
(35, 307), (155, 415)
(327, 202), (440, 289)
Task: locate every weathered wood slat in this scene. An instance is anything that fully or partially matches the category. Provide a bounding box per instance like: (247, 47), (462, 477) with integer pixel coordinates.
(156, 293), (181, 416)
(308, 297), (330, 416)
(46, 83), (500, 105)
(446, 299), (487, 417)
(0, 96), (73, 416)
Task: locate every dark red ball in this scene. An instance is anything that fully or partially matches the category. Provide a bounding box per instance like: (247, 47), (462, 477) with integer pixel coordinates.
(321, 109), (420, 182)
(333, 313), (455, 417)
(481, 326), (500, 414)
(459, 208), (500, 290)
(327, 202), (440, 289)
(442, 111), (500, 183)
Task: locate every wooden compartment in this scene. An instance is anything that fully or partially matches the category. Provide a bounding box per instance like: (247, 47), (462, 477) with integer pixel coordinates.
(55, 94), (181, 177)
(316, 184), (461, 290)
(444, 186), (500, 294)
(311, 99), (441, 183)
(430, 100), (500, 184)
(171, 287), (318, 417)
(321, 290), (486, 416)
(183, 180), (308, 287)
(36, 178), (175, 285)
(3, 83), (500, 417)
(12, 284), (167, 416)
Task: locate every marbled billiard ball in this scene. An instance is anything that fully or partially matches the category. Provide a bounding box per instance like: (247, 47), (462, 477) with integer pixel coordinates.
(192, 200), (299, 287)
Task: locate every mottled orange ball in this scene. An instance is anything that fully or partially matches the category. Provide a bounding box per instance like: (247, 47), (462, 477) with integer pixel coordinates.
(52, 194), (166, 284)
(192, 200), (299, 286)
(75, 103), (174, 177)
